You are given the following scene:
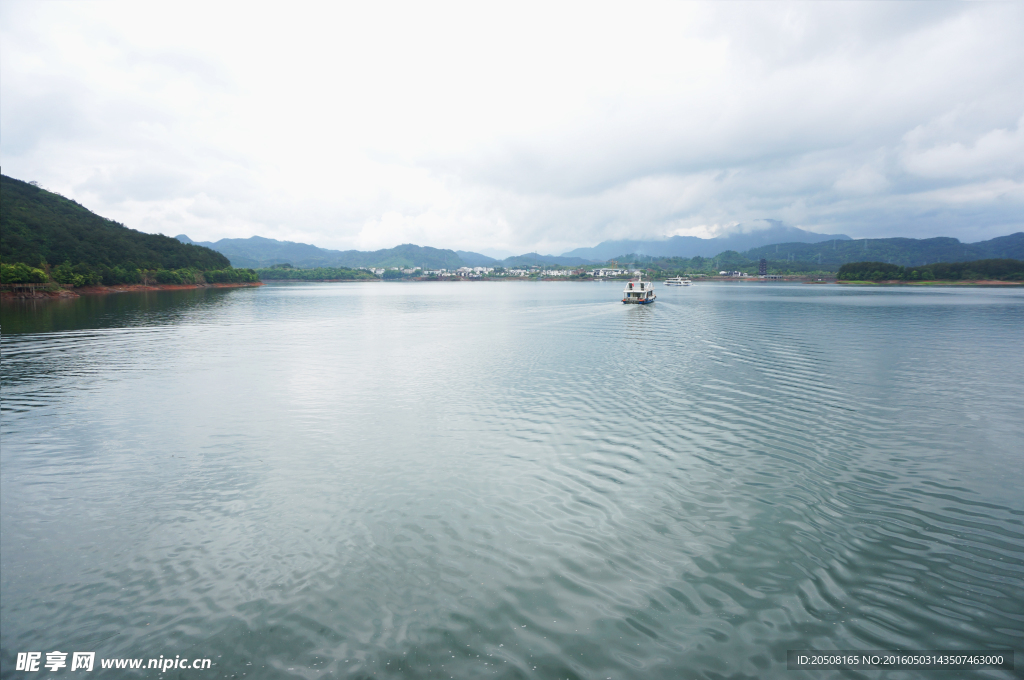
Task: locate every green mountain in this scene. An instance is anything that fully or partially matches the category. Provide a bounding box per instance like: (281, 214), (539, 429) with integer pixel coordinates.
(741, 234), (1024, 267)
(177, 235), (473, 270)
(1, 174), (230, 270)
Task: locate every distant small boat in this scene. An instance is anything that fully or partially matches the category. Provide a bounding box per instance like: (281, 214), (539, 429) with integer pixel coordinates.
(664, 276), (691, 286)
(622, 273), (656, 304)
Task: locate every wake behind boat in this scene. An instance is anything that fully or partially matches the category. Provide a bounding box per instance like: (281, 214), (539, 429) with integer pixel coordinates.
(622, 273), (656, 304)
(664, 276), (691, 286)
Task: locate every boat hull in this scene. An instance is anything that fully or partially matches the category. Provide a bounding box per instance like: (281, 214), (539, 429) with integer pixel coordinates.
(622, 296), (656, 304)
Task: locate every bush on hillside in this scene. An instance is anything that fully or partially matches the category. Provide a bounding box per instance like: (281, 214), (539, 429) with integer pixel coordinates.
(1, 262), (48, 284)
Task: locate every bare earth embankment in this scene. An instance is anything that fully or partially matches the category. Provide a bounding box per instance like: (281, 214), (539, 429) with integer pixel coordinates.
(1, 282), (262, 300)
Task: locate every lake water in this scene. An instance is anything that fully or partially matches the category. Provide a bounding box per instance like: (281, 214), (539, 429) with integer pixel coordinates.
(2, 282), (1022, 679)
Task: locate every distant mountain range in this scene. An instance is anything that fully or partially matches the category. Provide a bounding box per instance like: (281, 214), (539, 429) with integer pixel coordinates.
(500, 253), (594, 267)
(6, 171), (1016, 277)
(176, 228), (1024, 271)
(175, 225), (851, 269)
(455, 250), (593, 267)
(175, 236), (596, 269)
(610, 233), (1024, 273)
(739, 233), (1024, 268)
(564, 224), (851, 261)
(175, 236), (472, 270)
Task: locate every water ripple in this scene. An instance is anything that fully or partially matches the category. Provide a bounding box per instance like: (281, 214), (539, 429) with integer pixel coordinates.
(2, 282), (1023, 679)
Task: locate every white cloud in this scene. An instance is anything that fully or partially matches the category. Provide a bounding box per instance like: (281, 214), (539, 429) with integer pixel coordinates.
(2, 0), (1022, 252)
(901, 115), (1024, 180)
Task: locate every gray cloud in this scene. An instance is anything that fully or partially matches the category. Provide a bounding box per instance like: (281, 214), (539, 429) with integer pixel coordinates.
(1, 1), (1021, 253)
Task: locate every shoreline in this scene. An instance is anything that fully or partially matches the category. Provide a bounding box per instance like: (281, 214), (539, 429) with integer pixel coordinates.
(836, 279), (1021, 286)
(261, 278), (378, 283)
(7, 279), (1019, 300)
(1, 282), (263, 300)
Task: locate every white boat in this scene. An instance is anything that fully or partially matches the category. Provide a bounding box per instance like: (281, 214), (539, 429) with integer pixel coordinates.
(664, 276), (691, 286)
(622, 273), (656, 304)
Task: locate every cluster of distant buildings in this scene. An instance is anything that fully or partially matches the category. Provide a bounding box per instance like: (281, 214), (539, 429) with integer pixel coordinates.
(424, 267), (495, 278)
(362, 266), (497, 278)
(359, 265), (597, 278)
(352, 265), (677, 279)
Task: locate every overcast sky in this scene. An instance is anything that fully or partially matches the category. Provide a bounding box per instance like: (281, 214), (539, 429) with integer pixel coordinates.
(2, 1), (1022, 256)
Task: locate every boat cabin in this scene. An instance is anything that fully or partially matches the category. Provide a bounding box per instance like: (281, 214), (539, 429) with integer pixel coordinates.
(622, 274), (656, 304)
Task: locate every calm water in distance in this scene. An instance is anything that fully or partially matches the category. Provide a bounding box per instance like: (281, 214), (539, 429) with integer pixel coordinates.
(2, 282), (1023, 679)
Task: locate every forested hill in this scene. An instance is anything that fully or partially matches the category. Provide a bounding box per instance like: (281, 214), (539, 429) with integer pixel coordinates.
(1, 174), (230, 270)
(741, 234), (1024, 267)
(837, 258), (1024, 282)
